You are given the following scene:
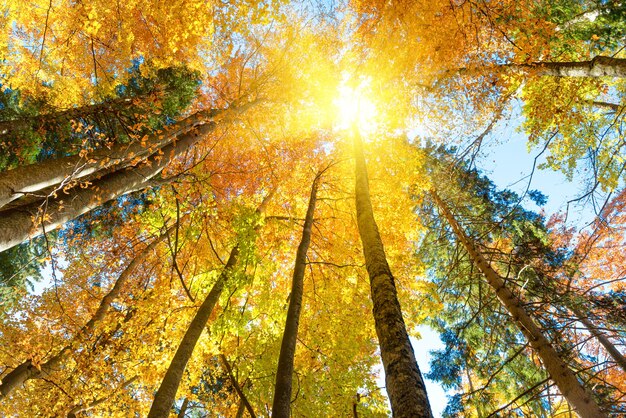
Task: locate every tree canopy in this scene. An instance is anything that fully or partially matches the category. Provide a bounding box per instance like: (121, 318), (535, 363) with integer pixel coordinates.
(0, 0), (624, 417)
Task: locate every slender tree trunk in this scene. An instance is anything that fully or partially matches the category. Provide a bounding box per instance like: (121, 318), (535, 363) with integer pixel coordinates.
(0, 101), (258, 211)
(0, 230), (169, 399)
(147, 246), (239, 418)
(431, 192), (606, 418)
(570, 306), (626, 373)
(0, 120), (217, 254)
(353, 130), (433, 418)
(271, 174), (320, 418)
(148, 193), (273, 418)
(220, 354), (256, 418)
(235, 398), (246, 418)
(66, 376), (138, 417)
(177, 397), (189, 418)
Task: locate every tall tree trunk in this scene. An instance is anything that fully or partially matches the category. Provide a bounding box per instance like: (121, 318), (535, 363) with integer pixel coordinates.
(0, 119), (217, 254)
(570, 306), (626, 373)
(431, 192), (606, 418)
(521, 56), (626, 78)
(0, 230), (170, 399)
(271, 173), (320, 418)
(0, 101), (258, 211)
(0, 109), (208, 210)
(444, 56), (626, 85)
(353, 130), (433, 418)
(147, 193), (273, 418)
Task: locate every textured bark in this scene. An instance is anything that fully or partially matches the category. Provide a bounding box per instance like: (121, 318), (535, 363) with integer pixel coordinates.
(432, 192), (606, 418)
(0, 100), (259, 211)
(523, 56), (626, 78)
(148, 193), (273, 418)
(0, 232), (168, 399)
(444, 56), (626, 86)
(353, 131), (433, 418)
(571, 307), (626, 373)
(0, 109), (215, 211)
(271, 175), (319, 418)
(0, 121), (216, 254)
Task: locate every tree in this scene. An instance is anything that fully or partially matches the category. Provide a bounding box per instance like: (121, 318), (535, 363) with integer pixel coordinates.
(1, 1), (626, 417)
(271, 169), (322, 417)
(353, 127), (433, 417)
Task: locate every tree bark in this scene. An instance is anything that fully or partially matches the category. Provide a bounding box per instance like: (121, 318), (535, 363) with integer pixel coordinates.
(353, 130), (433, 418)
(520, 56), (626, 78)
(445, 56), (626, 84)
(0, 231), (169, 399)
(271, 174), (320, 418)
(0, 100), (259, 211)
(177, 397), (189, 418)
(0, 109), (212, 211)
(147, 193), (273, 418)
(0, 120), (217, 254)
(431, 192), (606, 418)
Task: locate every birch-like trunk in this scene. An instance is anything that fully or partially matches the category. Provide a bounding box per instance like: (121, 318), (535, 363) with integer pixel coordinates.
(432, 192), (606, 418)
(0, 100), (259, 211)
(0, 231), (168, 399)
(0, 109), (215, 210)
(148, 193), (273, 418)
(522, 56), (626, 78)
(271, 174), (319, 418)
(0, 121), (216, 254)
(353, 130), (433, 418)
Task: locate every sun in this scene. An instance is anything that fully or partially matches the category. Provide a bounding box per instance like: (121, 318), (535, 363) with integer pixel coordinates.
(334, 76), (378, 133)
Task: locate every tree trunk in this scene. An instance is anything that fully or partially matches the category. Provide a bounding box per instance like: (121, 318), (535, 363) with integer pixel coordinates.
(271, 174), (320, 418)
(570, 306), (626, 373)
(353, 130), (433, 418)
(147, 193), (273, 418)
(431, 192), (606, 418)
(0, 231), (169, 399)
(177, 397), (189, 418)
(0, 109), (212, 211)
(521, 56), (626, 78)
(221, 354), (256, 418)
(0, 120), (217, 254)
(0, 100), (259, 211)
(66, 376), (138, 417)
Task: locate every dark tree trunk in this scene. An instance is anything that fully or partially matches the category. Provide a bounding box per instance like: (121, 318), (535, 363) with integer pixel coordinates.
(271, 174), (320, 418)
(353, 130), (433, 418)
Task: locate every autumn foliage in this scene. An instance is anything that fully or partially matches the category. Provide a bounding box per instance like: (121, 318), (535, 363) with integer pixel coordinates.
(0, 0), (624, 417)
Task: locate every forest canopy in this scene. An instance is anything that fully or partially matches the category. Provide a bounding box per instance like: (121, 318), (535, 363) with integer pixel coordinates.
(0, 0), (624, 417)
